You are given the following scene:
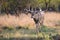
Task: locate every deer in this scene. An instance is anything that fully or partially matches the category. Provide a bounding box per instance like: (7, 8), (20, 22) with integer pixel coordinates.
(24, 7), (45, 34)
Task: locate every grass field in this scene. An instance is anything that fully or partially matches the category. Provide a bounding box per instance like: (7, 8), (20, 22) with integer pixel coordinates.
(0, 13), (35, 29)
(0, 12), (60, 28)
(44, 12), (60, 28)
(0, 25), (58, 40)
(0, 12), (60, 40)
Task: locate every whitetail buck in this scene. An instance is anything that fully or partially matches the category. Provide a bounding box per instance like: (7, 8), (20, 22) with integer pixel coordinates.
(24, 7), (45, 34)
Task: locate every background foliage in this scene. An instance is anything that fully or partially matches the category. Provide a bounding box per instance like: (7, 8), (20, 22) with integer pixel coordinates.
(0, 0), (60, 15)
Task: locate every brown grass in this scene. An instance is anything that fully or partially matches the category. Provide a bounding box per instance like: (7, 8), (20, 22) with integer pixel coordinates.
(0, 13), (35, 29)
(44, 12), (60, 28)
(0, 12), (60, 29)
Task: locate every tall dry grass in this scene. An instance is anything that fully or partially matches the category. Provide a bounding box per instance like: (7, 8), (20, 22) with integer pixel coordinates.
(0, 13), (35, 29)
(44, 12), (60, 28)
(0, 12), (60, 29)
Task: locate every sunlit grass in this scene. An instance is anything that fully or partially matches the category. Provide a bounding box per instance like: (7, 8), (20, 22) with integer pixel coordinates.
(0, 25), (60, 40)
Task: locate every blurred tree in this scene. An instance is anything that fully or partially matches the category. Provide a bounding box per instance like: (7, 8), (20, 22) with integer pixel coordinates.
(0, 0), (60, 15)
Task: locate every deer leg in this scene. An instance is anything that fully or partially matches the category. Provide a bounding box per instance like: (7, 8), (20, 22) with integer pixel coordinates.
(36, 23), (40, 34)
(33, 18), (40, 34)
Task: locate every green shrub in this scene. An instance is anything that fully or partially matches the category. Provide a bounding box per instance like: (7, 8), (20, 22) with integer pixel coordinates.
(39, 25), (56, 33)
(1, 26), (14, 31)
